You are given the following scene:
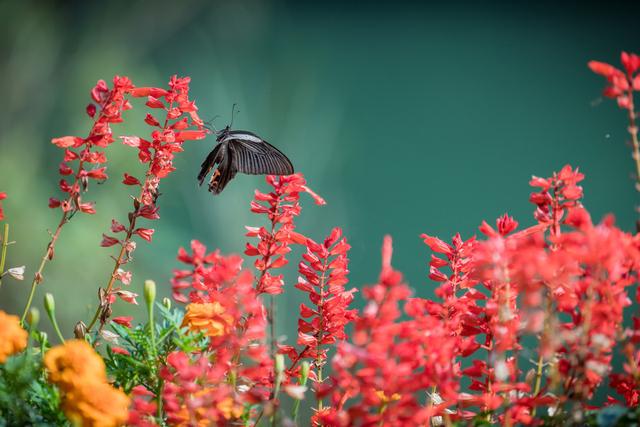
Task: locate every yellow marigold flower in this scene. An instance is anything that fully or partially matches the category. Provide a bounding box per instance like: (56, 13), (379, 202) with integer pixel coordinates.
(375, 390), (402, 404)
(0, 310), (28, 363)
(62, 380), (130, 427)
(44, 339), (106, 391)
(182, 302), (232, 338)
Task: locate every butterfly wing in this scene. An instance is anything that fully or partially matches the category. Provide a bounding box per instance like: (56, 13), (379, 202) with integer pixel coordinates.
(227, 133), (294, 176)
(197, 142), (237, 194)
(198, 143), (222, 185)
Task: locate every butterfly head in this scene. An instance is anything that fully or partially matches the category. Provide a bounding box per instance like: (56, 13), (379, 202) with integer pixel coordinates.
(215, 125), (231, 142)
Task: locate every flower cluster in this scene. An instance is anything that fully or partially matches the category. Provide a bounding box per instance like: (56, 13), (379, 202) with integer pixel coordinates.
(161, 240), (272, 424)
(44, 340), (129, 427)
(589, 52), (640, 109)
(245, 173), (325, 295)
(2, 58), (640, 426)
(49, 76), (134, 216)
(280, 227), (357, 403)
(319, 236), (456, 425)
(590, 51), (640, 227)
(93, 75), (208, 331)
(305, 165), (640, 426)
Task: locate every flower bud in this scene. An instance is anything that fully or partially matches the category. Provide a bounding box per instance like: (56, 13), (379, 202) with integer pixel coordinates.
(143, 280), (156, 308)
(27, 308), (40, 328)
(162, 297), (171, 310)
(300, 361), (310, 385)
(44, 293), (55, 317)
(275, 354), (285, 374)
(74, 321), (87, 339)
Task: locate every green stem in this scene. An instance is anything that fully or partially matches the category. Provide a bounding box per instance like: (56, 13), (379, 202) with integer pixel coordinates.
(21, 210), (70, 324)
(148, 302), (156, 357)
(49, 313), (65, 344)
(291, 399), (302, 423)
(0, 223), (9, 289)
(156, 380), (164, 420)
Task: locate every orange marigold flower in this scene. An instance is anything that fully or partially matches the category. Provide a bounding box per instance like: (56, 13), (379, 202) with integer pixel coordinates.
(45, 339), (130, 427)
(44, 339), (106, 391)
(0, 310), (27, 363)
(173, 393), (243, 425)
(181, 302), (232, 337)
(62, 380), (130, 427)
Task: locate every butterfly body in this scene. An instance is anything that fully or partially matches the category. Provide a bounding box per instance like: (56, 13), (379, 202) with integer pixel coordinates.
(198, 126), (294, 194)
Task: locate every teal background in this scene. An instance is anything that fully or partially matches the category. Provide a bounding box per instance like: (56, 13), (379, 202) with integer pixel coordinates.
(0, 0), (639, 373)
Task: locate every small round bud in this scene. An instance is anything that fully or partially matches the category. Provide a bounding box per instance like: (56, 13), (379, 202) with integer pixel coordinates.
(143, 280), (156, 307)
(300, 361), (311, 384)
(275, 354), (285, 374)
(74, 321), (87, 339)
(162, 297), (171, 310)
(44, 293), (55, 316)
(27, 308), (40, 327)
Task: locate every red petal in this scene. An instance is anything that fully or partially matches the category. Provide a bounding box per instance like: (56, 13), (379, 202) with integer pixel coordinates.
(79, 203), (96, 214)
(52, 136), (83, 148)
(121, 136), (141, 147)
(174, 130), (208, 141)
(112, 316), (133, 327)
(101, 234), (120, 247)
(144, 114), (160, 127)
(588, 60), (617, 77)
(129, 87), (169, 98)
(145, 96), (166, 109)
(135, 228), (155, 242)
(122, 173), (141, 186)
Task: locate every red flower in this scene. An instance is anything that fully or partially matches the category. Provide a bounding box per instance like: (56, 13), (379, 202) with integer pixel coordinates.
(49, 76), (133, 217)
(245, 173), (325, 295)
(0, 192), (6, 221)
(92, 75), (210, 331)
(112, 316), (133, 328)
(134, 228), (155, 242)
(283, 228), (357, 392)
(128, 385), (158, 427)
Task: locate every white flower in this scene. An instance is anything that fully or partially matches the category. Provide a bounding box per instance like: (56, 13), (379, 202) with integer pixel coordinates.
(7, 266), (25, 280)
(284, 385), (307, 400)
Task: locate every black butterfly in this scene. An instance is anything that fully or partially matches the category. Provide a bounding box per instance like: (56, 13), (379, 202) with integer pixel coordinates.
(198, 125), (294, 194)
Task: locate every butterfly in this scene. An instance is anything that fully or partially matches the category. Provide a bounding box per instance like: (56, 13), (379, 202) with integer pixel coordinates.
(198, 124), (294, 195)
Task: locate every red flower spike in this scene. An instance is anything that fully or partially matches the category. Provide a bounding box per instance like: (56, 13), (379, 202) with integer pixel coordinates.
(286, 228), (357, 385)
(97, 74), (206, 327)
(245, 173), (325, 295)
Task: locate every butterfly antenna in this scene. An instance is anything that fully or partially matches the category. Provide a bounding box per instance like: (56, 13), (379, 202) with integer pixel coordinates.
(230, 103), (239, 128)
(203, 115), (220, 133)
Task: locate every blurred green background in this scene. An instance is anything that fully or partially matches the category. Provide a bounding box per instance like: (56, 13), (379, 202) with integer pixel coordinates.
(1, 0), (639, 361)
